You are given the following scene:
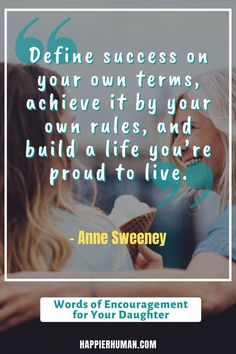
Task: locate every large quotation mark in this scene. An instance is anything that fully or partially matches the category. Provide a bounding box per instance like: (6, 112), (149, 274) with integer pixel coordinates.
(47, 18), (77, 63)
(15, 18), (44, 64)
(153, 162), (213, 209)
(152, 162), (181, 209)
(15, 18), (77, 64)
(185, 162), (213, 209)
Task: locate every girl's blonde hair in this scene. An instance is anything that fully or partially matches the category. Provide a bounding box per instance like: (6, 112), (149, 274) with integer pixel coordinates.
(170, 68), (236, 211)
(0, 63), (99, 273)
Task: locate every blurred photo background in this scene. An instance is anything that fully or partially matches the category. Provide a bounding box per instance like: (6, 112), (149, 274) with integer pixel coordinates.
(2, 0), (235, 268)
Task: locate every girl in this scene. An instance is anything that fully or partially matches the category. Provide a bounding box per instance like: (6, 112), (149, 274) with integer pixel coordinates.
(1, 63), (133, 276)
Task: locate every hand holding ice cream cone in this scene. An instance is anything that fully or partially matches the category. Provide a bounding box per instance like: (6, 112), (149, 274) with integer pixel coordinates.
(134, 244), (163, 270)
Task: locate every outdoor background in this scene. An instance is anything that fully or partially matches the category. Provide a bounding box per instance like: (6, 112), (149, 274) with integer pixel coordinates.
(2, 0), (235, 268)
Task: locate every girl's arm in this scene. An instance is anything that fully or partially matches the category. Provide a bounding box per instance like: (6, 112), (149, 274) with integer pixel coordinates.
(94, 252), (236, 315)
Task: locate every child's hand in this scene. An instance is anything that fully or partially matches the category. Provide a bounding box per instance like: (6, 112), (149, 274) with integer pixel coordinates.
(134, 244), (163, 270)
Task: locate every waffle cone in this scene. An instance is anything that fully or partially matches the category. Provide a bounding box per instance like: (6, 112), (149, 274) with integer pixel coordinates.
(120, 208), (157, 262)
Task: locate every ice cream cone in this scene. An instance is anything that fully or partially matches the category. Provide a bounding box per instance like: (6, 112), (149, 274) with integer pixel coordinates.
(120, 208), (157, 262)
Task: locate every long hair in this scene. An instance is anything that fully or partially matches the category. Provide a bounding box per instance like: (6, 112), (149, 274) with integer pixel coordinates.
(169, 68), (236, 211)
(0, 63), (85, 273)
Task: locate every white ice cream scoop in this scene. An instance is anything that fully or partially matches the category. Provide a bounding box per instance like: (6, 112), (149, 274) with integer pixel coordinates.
(109, 194), (151, 227)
